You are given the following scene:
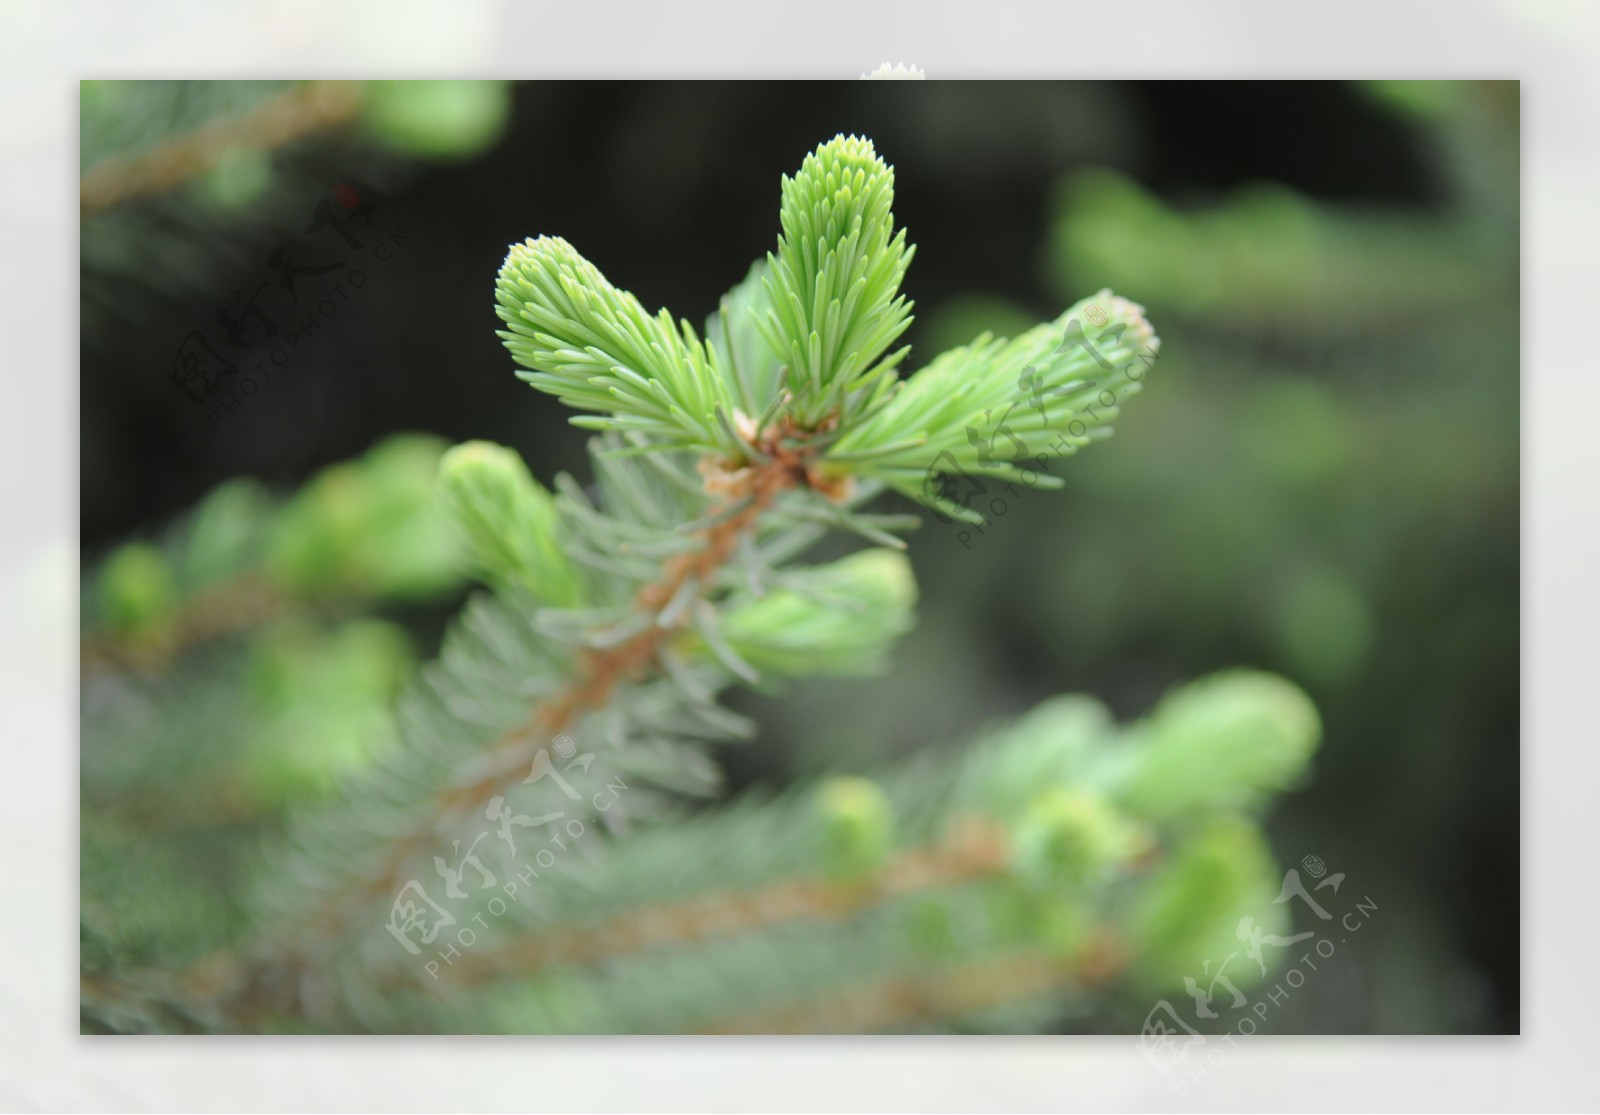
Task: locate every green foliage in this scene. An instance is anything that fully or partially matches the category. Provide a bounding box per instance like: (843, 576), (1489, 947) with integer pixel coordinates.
(265, 433), (461, 601)
(861, 83), (1516, 1033)
(717, 549), (916, 679)
(497, 237), (731, 451)
(79, 80), (293, 172)
(80, 130), (1329, 1037)
(79, 80), (513, 346)
(763, 135), (915, 425)
(394, 670), (1314, 1034)
(1047, 167), (1493, 335)
(1114, 670), (1321, 821)
(80, 79), (512, 186)
(827, 291), (1157, 519)
(240, 618), (415, 804)
(814, 775), (897, 879)
(437, 440), (584, 605)
(180, 478), (275, 589)
(197, 145), (274, 210)
(82, 818), (248, 971)
(360, 80), (511, 160)
(1273, 567), (1377, 687)
(497, 134), (1158, 528)
(1125, 816), (1285, 992)
(97, 542), (178, 638)
(1011, 789), (1147, 889)
(85, 434), (467, 655)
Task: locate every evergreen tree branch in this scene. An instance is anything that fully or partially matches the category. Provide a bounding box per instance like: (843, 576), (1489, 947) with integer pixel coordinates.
(307, 674), (1311, 1036)
(695, 936), (1128, 1034)
(215, 428), (858, 1016)
(82, 435), (465, 677)
(83, 134), (1217, 1036)
(81, 571), (285, 676)
(80, 81), (362, 215)
(439, 818), (1012, 986)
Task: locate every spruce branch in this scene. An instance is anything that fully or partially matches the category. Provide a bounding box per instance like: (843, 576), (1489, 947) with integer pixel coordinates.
(91, 133), (1192, 1035)
(341, 673), (1315, 1035)
(695, 940), (1125, 1034)
(82, 435), (464, 676)
(81, 570), (285, 676)
(761, 135), (916, 426)
(80, 82), (363, 215)
(438, 818), (1011, 987)
(824, 293), (1160, 521)
(81, 80), (511, 215)
(497, 237), (735, 451)
(221, 433), (900, 1017)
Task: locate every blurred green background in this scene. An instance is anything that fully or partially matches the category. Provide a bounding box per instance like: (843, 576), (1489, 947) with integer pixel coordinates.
(80, 80), (1519, 1033)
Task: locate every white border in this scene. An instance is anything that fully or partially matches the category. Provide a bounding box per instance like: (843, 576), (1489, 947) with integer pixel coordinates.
(9, 0), (1593, 1109)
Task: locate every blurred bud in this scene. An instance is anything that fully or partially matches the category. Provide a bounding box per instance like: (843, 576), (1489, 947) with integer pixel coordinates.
(1273, 567), (1376, 687)
(1011, 789), (1148, 889)
(814, 775), (895, 880)
(1125, 815), (1287, 992)
(718, 549), (916, 678)
(1361, 79), (1467, 123)
(243, 618), (414, 804)
(959, 695), (1114, 821)
(354, 434), (460, 599)
(98, 543), (177, 638)
(360, 80), (511, 161)
(196, 145), (273, 211)
(182, 477), (273, 589)
(266, 435), (460, 602)
(265, 463), (366, 596)
(437, 440), (582, 606)
(1116, 670), (1320, 821)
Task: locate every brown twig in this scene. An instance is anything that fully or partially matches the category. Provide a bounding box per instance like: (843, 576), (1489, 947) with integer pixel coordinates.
(81, 81), (364, 215)
(438, 817), (1012, 987)
(696, 931), (1130, 1034)
(80, 572), (287, 678)
(207, 424), (838, 1008)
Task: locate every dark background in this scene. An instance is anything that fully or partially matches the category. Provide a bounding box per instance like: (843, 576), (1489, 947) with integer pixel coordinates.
(80, 81), (1519, 1034)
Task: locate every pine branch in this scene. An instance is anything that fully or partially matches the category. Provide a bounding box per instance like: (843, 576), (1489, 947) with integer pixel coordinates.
(695, 937), (1126, 1034)
(81, 434), (464, 677)
(319, 672), (1315, 1036)
(204, 436), (893, 1025)
(81, 571), (285, 676)
(288, 444), (812, 952)
(441, 818), (1011, 986)
(80, 80), (511, 215)
(80, 81), (362, 215)
(88, 134), (1189, 1035)
(1047, 167), (1505, 336)
(762, 135), (916, 426)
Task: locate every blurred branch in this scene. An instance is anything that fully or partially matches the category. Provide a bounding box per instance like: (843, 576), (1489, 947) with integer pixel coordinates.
(80, 572), (286, 677)
(697, 935), (1128, 1034)
(443, 818), (1012, 986)
(265, 444), (812, 972)
(80, 81), (362, 215)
